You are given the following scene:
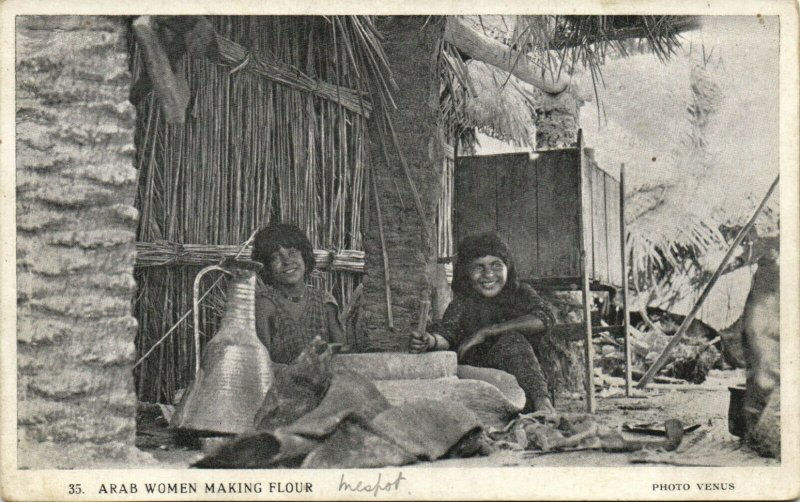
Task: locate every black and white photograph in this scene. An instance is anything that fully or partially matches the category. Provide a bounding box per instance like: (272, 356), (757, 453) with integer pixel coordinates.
(1, 1), (798, 500)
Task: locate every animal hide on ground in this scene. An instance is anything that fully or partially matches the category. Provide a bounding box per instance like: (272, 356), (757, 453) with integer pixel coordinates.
(194, 338), (487, 468)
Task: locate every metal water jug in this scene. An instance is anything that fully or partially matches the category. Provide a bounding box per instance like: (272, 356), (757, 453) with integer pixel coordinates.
(171, 258), (273, 434)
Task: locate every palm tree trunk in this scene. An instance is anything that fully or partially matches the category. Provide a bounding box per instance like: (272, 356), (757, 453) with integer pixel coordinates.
(360, 16), (446, 352)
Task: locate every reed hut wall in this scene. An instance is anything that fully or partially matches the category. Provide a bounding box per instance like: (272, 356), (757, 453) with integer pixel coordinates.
(132, 17), (370, 403)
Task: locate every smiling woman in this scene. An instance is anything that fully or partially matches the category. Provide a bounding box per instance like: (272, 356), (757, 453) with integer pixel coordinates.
(468, 255), (509, 298)
(410, 233), (557, 413)
(252, 224), (346, 363)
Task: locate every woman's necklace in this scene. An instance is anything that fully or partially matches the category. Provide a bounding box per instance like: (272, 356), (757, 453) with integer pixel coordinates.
(279, 285), (306, 304)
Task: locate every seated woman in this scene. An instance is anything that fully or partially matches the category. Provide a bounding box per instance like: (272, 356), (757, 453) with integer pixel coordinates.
(253, 223), (345, 364)
(410, 233), (556, 413)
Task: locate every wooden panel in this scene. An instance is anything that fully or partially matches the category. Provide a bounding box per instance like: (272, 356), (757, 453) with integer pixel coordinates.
(581, 154), (594, 280)
(605, 174), (622, 287)
(454, 155), (499, 246)
(498, 154), (539, 280)
(536, 150), (582, 278)
(591, 166), (609, 284)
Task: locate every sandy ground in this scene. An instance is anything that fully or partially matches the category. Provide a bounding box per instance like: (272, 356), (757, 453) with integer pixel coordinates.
(428, 370), (775, 468)
(136, 369), (776, 468)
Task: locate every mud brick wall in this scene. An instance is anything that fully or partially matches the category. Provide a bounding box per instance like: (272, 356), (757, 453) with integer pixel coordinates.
(16, 16), (148, 468)
(360, 17), (446, 352)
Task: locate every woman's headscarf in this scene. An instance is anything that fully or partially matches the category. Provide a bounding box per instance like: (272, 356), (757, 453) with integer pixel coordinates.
(451, 233), (519, 299)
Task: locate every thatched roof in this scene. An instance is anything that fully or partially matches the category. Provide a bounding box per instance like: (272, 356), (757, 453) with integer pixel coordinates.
(458, 15), (698, 61)
(547, 16), (700, 51)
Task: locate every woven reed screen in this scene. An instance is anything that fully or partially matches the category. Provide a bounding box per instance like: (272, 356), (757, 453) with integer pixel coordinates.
(132, 17), (368, 402)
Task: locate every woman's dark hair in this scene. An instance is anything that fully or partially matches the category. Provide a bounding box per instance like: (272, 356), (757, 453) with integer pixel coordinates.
(451, 233), (519, 297)
(252, 223), (315, 285)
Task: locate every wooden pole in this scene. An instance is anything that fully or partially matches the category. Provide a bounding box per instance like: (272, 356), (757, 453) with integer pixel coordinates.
(577, 131), (596, 413)
(132, 16), (189, 124)
(620, 164), (633, 396)
(417, 300), (431, 334)
(443, 17), (570, 94)
(372, 168), (394, 329)
(636, 175), (779, 388)
(581, 259), (596, 412)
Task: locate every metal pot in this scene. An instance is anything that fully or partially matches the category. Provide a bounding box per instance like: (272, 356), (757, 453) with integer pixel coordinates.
(728, 384), (747, 437)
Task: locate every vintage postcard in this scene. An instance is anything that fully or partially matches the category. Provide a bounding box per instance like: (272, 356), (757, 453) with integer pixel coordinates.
(1, 0), (798, 499)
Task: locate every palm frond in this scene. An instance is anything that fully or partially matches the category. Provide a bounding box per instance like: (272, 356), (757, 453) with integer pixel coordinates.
(627, 200), (726, 289)
(460, 61), (537, 146)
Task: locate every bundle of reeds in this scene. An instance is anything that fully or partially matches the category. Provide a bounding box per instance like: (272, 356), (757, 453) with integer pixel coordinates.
(135, 241), (366, 271)
(331, 250), (366, 273)
(132, 16), (384, 403)
(135, 242), (251, 267)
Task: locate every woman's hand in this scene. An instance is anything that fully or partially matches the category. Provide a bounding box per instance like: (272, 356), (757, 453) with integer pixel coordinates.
(409, 330), (435, 353)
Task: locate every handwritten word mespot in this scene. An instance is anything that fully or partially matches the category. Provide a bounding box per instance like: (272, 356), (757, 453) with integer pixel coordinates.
(339, 472), (406, 497)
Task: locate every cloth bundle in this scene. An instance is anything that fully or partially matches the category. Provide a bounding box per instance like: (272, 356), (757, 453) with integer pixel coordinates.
(194, 338), (489, 468)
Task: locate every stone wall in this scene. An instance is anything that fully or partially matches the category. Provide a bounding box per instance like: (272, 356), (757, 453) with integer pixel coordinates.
(16, 16), (148, 468)
(360, 17), (447, 352)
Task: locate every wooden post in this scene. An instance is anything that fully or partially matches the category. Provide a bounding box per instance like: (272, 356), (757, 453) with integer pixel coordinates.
(443, 17), (570, 94)
(417, 300), (431, 334)
(372, 167), (394, 329)
(577, 131), (596, 413)
(636, 175), (779, 388)
(132, 16), (189, 124)
(620, 164), (633, 396)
